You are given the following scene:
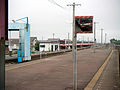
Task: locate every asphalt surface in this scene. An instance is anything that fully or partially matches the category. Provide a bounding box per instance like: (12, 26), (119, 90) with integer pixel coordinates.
(5, 48), (113, 90)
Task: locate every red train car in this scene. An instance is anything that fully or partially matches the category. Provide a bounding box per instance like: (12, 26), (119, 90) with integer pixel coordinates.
(59, 40), (94, 49)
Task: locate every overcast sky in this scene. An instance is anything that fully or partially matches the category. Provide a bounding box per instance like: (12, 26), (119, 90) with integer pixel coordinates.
(9, 0), (120, 43)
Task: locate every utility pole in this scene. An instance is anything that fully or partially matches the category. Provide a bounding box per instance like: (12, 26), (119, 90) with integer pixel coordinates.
(53, 33), (55, 39)
(68, 32), (70, 49)
(101, 28), (103, 44)
(67, 2), (81, 90)
(105, 33), (107, 44)
(68, 32), (70, 40)
(94, 22), (96, 45)
(93, 22), (99, 53)
(87, 37), (89, 42)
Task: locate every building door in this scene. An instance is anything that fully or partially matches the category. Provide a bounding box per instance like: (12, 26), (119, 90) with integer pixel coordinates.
(51, 45), (53, 51)
(55, 45), (58, 51)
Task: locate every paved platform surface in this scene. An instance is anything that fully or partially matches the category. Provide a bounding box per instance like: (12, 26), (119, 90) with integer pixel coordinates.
(5, 48), (115, 90)
(93, 50), (120, 90)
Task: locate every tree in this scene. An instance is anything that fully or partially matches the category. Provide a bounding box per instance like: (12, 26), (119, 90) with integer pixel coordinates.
(110, 38), (120, 45)
(35, 41), (39, 51)
(110, 38), (117, 44)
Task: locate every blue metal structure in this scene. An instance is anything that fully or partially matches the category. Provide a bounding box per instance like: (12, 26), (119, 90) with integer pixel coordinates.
(8, 17), (31, 62)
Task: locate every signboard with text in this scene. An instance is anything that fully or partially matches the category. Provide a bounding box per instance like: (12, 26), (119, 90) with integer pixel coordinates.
(75, 16), (93, 33)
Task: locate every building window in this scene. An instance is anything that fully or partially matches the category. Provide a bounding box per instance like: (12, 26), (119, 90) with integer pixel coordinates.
(77, 42), (82, 44)
(40, 45), (45, 48)
(60, 40), (65, 44)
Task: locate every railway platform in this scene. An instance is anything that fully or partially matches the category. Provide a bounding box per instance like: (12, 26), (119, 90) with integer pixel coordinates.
(93, 50), (119, 90)
(5, 48), (119, 90)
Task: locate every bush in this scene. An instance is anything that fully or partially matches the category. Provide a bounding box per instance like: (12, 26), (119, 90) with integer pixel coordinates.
(35, 41), (39, 51)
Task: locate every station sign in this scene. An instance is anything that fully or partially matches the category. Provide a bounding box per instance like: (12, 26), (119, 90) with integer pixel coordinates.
(75, 16), (93, 33)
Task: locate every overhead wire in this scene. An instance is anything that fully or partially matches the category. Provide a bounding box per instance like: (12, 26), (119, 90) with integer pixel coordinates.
(47, 0), (72, 16)
(48, 0), (65, 9)
(47, 0), (73, 27)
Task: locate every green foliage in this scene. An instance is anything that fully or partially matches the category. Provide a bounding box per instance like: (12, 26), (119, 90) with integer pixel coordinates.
(110, 38), (117, 43)
(110, 38), (120, 45)
(31, 51), (36, 53)
(35, 41), (39, 51)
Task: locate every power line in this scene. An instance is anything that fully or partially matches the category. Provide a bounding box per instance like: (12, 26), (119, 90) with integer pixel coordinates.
(48, 0), (64, 9)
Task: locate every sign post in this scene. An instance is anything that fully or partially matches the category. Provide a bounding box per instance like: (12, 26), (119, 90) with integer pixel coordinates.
(67, 3), (81, 90)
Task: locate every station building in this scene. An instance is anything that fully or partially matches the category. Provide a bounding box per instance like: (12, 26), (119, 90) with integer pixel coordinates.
(38, 38), (60, 52)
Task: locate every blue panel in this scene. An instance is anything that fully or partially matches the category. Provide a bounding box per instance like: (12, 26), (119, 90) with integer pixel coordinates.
(18, 57), (22, 63)
(21, 51), (23, 57)
(24, 24), (31, 60)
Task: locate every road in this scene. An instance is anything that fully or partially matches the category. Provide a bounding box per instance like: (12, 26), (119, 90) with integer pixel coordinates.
(5, 48), (112, 90)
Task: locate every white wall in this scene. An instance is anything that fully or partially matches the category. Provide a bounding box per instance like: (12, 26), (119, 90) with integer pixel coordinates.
(39, 43), (59, 52)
